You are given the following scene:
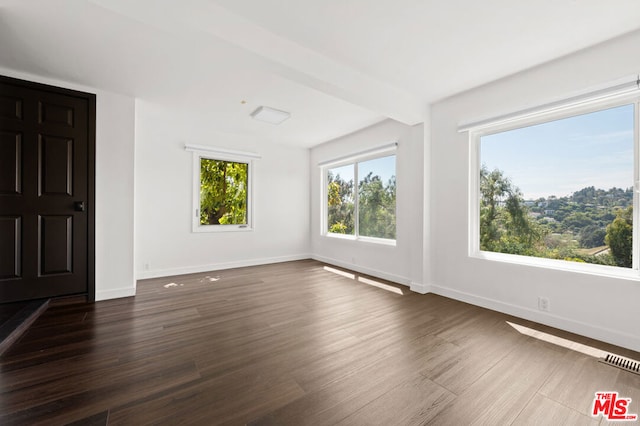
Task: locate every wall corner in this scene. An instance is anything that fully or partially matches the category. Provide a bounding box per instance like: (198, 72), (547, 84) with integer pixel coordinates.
(410, 282), (431, 294)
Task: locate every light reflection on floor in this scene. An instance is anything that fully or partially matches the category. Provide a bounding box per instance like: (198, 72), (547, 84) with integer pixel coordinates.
(507, 321), (608, 358)
(163, 282), (181, 288)
(162, 276), (219, 289)
(323, 266), (405, 295)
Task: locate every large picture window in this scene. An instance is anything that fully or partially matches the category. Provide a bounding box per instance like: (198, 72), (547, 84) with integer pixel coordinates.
(325, 151), (396, 242)
(471, 97), (639, 274)
(190, 147), (255, 232)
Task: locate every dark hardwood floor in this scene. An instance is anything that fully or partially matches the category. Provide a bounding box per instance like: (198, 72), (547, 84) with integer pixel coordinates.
(0, 299), (49, 356)
(0, 260), (638, 425)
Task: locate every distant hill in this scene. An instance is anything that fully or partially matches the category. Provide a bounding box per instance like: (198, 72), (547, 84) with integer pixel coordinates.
(526, 186), (633, 249)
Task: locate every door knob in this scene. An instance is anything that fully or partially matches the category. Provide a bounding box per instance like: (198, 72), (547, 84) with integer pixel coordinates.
(74, 201), (86, 212)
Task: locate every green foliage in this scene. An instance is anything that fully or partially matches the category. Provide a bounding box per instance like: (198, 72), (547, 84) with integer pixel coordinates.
(479, 166), (546, 254)
(328, 181), (342, 207)
(329, 222), (348, 234)
(578, 225), (606, 248)
(327, 170), (355, 234)
(326, 168), (396, 239)
(358, 172), (396, 239)
(563, 212), (594, 233)
(200, 158), (248, 225)
(605, 206), (633, 268)
(480, 165), (633, 268)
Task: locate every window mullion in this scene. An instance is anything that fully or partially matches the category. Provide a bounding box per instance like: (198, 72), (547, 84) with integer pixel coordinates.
(354, 162), (359, 238)
(633, 100), (640, 272)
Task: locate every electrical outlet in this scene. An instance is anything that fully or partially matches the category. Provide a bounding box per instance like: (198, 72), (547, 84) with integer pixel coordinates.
(144, 263), (150, 271)
(538, 296), (550, 312)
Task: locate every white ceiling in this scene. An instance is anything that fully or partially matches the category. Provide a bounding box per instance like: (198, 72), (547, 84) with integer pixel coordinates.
(1, 0), (640, 147)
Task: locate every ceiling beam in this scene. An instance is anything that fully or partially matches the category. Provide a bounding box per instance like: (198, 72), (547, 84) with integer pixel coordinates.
(88, 0), (426, 125)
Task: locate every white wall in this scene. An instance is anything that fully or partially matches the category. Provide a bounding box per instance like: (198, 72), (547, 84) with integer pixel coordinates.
(430, 30), (640, 351)
(0, 67), (136, 301)
(94, 90), (136, 301)
(135, 100), (310, 279)
(310, 119), (424, 287)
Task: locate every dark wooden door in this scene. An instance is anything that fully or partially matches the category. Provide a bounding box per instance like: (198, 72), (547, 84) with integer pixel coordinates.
(0, 76), (95, 303)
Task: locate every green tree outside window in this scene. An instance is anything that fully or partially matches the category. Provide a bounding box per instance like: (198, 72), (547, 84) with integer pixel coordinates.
(326, 154), (396, 240)
(200, 158), (248, 225)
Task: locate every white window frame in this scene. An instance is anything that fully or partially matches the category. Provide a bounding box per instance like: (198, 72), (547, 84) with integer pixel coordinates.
(468, 92), (640, 280)
(320, 144), (397, 246)
(187, 145), (258, 233)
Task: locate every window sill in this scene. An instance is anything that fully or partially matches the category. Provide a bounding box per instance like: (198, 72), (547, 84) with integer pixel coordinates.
(471, 250), (640, 281)
(324, 232), (396, 247)
(193, 225), (253, 233)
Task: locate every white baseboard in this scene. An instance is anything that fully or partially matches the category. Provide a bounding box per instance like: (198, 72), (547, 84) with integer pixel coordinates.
(410, 282), (431, 294)
(136, 254), (312, 280)
(311, 254), (411, 287)
(429, 283), (640, 353)
(95, 286), (136, 301)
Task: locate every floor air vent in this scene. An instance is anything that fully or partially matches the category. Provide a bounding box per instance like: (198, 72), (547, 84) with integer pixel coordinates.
(600, 354), (640, 375)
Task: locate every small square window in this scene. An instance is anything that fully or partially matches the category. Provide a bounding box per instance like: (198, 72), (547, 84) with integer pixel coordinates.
(192, 153), (253, 232)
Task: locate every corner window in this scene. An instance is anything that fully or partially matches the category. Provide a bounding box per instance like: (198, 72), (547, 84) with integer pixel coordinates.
(324, 150), (396, 243)
(191, 148), (255, 232)
(471, 99), (639, 275)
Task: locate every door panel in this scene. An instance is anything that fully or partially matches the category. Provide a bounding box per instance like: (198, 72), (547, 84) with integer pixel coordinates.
(39, 135), (74, 196)
(0, 95), (23, 120)
(39, 215), (73, 276)
(0, 216), (21, 279)
(0, 131), (22, 195)
(38, 101), (75, 127)
(0, 76), (95, 303)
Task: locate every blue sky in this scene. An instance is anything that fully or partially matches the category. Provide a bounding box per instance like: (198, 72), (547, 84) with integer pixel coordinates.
(359, 155), (395, 184)
(481, 104), (635, 200)
(329, 154), (396, 185)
